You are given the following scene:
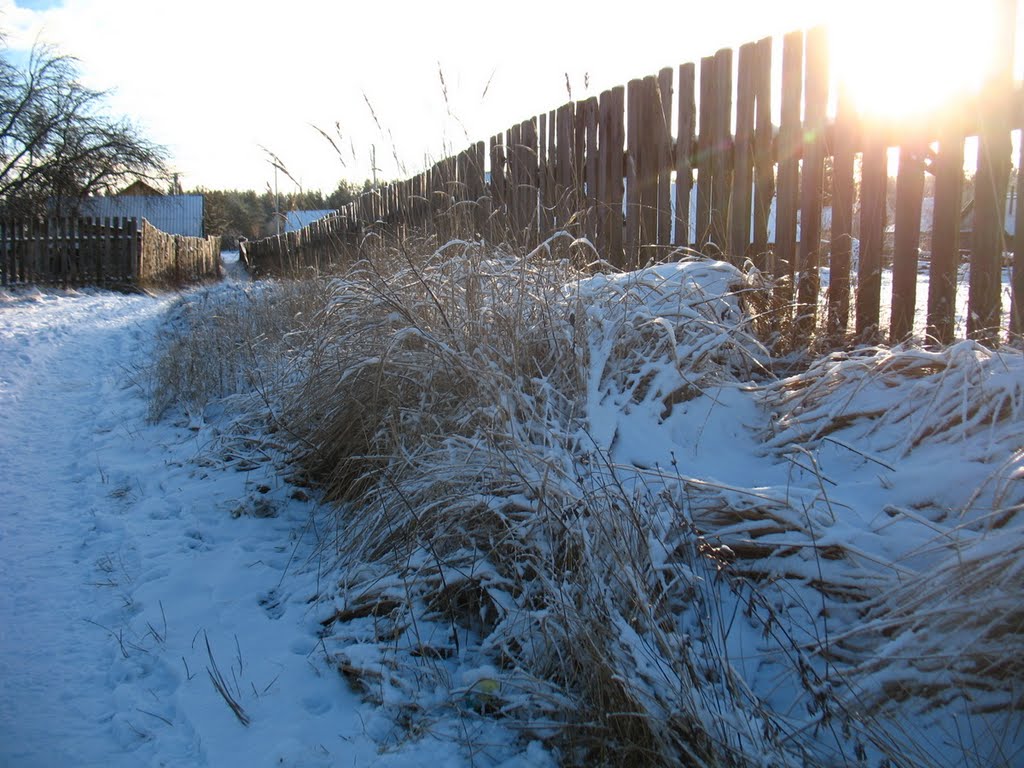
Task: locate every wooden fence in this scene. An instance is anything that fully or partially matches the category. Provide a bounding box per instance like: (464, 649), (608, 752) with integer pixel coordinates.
(239, 213), (359, 278)
(0, 217), (221, 288)
(139, 220), (221, 285)
(245, 18), (1023, 346)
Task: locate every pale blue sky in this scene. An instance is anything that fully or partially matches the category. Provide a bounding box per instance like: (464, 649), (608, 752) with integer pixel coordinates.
(1, 0), (1017, 193)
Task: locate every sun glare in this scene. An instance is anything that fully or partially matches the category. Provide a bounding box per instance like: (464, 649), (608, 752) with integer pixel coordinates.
(827, 1), (1005, 121)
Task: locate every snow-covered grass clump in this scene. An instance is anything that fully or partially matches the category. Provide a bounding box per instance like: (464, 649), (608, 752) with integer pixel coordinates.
(150, 241), (1024, 767)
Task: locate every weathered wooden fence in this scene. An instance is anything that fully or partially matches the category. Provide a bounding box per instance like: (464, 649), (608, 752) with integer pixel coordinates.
(239, 213), (359, 278)
(139, 220), (221, 285)
(246, 16), (1022, 346)
(0, 217), (220, 288)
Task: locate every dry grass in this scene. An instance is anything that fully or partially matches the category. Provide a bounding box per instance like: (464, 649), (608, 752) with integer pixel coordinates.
(254, 243), (874, 765)
(148, 237), (1024, 767)
(147, 279), (329, 422)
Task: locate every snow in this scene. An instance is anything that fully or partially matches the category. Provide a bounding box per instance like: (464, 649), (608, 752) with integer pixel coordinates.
(0, 263), (537, 767)
(0, 251), (1020, 766)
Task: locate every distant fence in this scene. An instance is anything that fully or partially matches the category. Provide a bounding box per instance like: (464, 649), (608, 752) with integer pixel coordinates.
(246, 18), (1023, 346)
(240, 213), (358, 278)
(0, 217), (220, 288)
(139, 220), (221, 285)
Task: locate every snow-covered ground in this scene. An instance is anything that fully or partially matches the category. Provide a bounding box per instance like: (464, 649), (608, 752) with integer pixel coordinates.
(0, 266), (538, 767)
(0, 252), (1019, 766)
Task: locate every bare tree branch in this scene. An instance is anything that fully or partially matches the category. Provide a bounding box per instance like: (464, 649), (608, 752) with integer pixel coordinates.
(0, 39), (167, 217)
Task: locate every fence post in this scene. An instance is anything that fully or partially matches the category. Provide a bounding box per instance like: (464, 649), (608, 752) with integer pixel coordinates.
(775, 31), (803, 317)
(556, 102), (576, 235)
(638, 76), (658, 256)
(751, 37), (774, 271)
(1012, 137), (1024, 337)
(602, 87), (625, 268)
(857, 133), (887, 340)
(968, 0), (1015, 345)
(625, 82), (641, 266)
(796, 27), (828, 337)
(675, 64), (695, 251)
(709, 48), (733, 256)
(130, 218), (140, 283)
(731, 42), (756, 262)
(828, 89), (857, 338)
(890, 140), (927, 343)
(584, 99), (600, 248)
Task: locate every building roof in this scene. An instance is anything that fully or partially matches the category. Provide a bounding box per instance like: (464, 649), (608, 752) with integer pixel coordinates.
(284, 210), (337, 233)
(76, 194), (204, 237)
(119, 180), (164, 197)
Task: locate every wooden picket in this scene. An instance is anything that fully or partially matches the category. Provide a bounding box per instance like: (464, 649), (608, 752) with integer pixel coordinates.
(238, 19), (1022, 347)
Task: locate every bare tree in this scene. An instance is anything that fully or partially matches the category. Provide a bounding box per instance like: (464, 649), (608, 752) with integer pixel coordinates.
(0, 41), (167, 217)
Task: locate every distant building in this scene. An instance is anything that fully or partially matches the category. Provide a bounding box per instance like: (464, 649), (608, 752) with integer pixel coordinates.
(284, 210), (337, 233)
(74, 192), (205, 238)
(958, 190), (1016, 254)
(118, 180), (165, 197)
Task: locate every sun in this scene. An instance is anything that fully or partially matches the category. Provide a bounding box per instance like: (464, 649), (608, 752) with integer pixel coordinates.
(826, 0), (1008, 122)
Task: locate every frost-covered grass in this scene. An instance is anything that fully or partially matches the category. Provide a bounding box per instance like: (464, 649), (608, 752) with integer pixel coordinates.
(150, 240), (1024, 767)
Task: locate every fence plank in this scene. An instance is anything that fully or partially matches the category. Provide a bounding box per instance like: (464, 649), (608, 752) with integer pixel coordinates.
(556, 102), (575, 231)
(538, 112), (551, 235)
(584, 96), (599, 246)
(731, 42), (756, 261)
(927, 133), (963, 344)
(656, 67), (673, 248)
(890, 141), (926, 342)
(639, 76), (659, 256)
(751, 37), (774, 270)
(607, 86), (625, 267)
(489, 134), (506, 240)
(1, 220), (7, 287)
(710, 47), (733, 255)
(574, 99), (587, 228)
(776, 30), (803, 310)
(100, 217), (112, 284)
(7, 220), (15, 284)
(523, 117), (539, 246)
(857, 135), (888, 339)
(828, 89), (856, 337)
(471, 140), (486, 238)
(129, 218), (140, 282)
(969, 1), (1014, 344)
(597, 91), (611, 256)
(796, 27), (828, 336)
(625, 79), (642, 266)
(675, 62), (695, 249)
(546, 109), (557, 233)
(696, 56), (713, 250)
(59, 218), (70, 288)
(508, 122), (523, 238)
(1013, 133), (1024, 336)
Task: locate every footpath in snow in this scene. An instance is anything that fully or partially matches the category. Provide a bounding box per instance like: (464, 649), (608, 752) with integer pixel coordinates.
(0, 263), (514, 767)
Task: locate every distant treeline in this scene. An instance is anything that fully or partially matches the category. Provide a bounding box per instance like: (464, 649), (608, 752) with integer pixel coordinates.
(196, 180), (372, 248)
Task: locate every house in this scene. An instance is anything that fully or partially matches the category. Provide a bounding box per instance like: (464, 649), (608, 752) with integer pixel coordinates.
(958, 189), (1016, 255)
(73, 183), (205, 237)
(118, 180), (165, 197)
(284, 210), (337, 233)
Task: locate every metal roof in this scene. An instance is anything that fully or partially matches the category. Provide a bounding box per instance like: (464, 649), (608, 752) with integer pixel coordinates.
(284, 210), (337, 233)
(76, 194), (205, 237)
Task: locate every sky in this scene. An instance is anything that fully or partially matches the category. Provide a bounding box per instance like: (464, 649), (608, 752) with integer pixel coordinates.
(0, 0), (1018, 195)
